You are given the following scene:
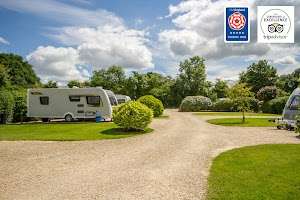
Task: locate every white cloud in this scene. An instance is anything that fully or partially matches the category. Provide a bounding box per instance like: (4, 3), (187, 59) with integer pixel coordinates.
(274, 56), (297, 65)
(0, 36), (9, 45)
(0, 0), (122, 27)
(13, 1), (154, 83)
(157, 0), (300, 80)
(26, 46), (89, 83)
(49, 25), (153, 70)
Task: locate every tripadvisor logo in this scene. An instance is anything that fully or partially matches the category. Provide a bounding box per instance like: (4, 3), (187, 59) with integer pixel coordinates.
(257, 6), (294, 43)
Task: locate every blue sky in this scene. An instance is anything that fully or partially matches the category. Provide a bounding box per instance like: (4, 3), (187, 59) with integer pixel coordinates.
(0, 0), (299, 85)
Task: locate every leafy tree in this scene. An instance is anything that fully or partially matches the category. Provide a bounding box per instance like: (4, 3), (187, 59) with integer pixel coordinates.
(276, 69), (300, 94)
(0, 53), (40, 88)
(68, 80), (81, 88)
(228, 83), (254, 123)
(0, 64), (8, 87)
(43, 80), (58, 88)
(240, 60), (278, 93)
(172, 56), (208, 105)
(0, 89), (14, 123)
(90, 66), (126, 93)
(213, 79), (229, 98)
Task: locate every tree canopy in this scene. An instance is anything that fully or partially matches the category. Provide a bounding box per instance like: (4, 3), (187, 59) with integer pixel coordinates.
(0, 53), (40, 88)
(240, 60), (278, 93)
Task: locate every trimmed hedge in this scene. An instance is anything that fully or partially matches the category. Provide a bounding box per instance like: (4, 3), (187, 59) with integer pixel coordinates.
(113, 101), (153, 130)
(212, 98), (235, 112)
(137, 95), (164, 117)
(261, 96), (289, 114)
(179, 96), (212, 112)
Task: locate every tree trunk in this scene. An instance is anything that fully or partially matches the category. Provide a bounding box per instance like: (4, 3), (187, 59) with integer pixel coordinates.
(242, 111), (245, 123)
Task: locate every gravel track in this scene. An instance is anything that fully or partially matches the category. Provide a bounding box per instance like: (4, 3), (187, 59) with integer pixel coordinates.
(0, 109), (299, 200)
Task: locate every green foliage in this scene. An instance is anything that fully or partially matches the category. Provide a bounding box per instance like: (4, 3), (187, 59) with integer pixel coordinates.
(0, 53), (40, 88)
(261, 96), (289, 114)
(0, 64), (8, 87)
(12, 90), (27, 122)
(295, 115), (300, 134)
(229, 83), (253, 112)
(276, 69), (300, 94)
(137, 95), (164, 117)
(240, 60), (278, 93)
(256, 86), (278, 101)
(179, 96), (212, 112)
(213, 79), (229, 98)
(43, 80), (58, 88)
(113, 101), (153, 130)
(212, 98), (235, 112)
(172, 56), (208, 105)
(228, 83), (254, 122)
(90, 66), (126, 94)
(67, 80), (81, 88)
(0, 89), (14, 123)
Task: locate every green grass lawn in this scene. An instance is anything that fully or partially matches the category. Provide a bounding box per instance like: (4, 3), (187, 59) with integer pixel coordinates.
(207, 118), (276, 127)
(0, 122), (152, 141)
(195, 112), (280, 117)
(207, 144), (300, 200)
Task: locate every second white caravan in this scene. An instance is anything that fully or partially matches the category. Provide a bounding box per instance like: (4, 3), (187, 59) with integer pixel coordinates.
(27, 88), (112, 122)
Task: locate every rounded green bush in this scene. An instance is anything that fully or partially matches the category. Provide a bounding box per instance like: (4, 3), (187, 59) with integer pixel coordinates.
(262, 96), (289, 114)
(212, 98), (235, 112)
(113, 101), (153, 130)
(179, 96), (212, 112)
(137, 95), (164, 117)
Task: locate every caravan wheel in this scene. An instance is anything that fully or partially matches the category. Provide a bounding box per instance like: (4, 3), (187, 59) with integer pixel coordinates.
(65, 114), (73, 122)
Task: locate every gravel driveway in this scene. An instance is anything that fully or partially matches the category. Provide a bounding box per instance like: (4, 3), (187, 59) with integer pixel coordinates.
(1, 109), (299, 200)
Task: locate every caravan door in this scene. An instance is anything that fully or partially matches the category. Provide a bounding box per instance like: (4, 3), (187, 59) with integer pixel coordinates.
(69, 95), (85, 119)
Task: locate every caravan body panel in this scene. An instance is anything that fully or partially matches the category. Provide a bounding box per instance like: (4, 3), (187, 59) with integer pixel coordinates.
(27, 88), (112, 119)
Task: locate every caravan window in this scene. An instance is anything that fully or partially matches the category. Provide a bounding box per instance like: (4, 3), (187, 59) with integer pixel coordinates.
(289, 96), (300, 110)
(69, 96), (80, 102)
(109, 96), (118, 106)
(86, 96), (102, 106)
(40, 96), (49, 105)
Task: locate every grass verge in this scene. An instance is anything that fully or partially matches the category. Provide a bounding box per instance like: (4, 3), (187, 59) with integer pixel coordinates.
(0, 122), (153, 141)
(194, 112), (280, 117)
(207, 144), (300, 200)
(207, 118), (276, 127)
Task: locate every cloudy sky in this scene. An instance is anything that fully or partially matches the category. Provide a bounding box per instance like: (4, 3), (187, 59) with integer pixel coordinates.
(0, 0), (299, 84)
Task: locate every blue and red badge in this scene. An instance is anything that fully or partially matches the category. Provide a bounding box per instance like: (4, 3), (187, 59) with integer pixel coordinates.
(224, 7), (250, 43)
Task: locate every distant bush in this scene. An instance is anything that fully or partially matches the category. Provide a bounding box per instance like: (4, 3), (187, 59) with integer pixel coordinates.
(261, 96), (289, 114)
(212, 98), (235, 112)
(248, 97), (260, 112)
(0, 90), (14, 123)
(256, 86), (278, 101)
(179, 96), (212, 112)
(137, 95), (164, 117)
(113, 101), (153, 130)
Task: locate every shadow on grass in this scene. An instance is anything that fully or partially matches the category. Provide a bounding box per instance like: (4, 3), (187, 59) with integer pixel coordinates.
(101, 128), (153, 136)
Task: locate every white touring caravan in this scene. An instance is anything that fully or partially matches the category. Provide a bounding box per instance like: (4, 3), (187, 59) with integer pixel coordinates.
(104, 90), (118, 106)
(27, 88), (112, 122)
(115, 94), (131, 104)
(277, 88), (300, 129)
